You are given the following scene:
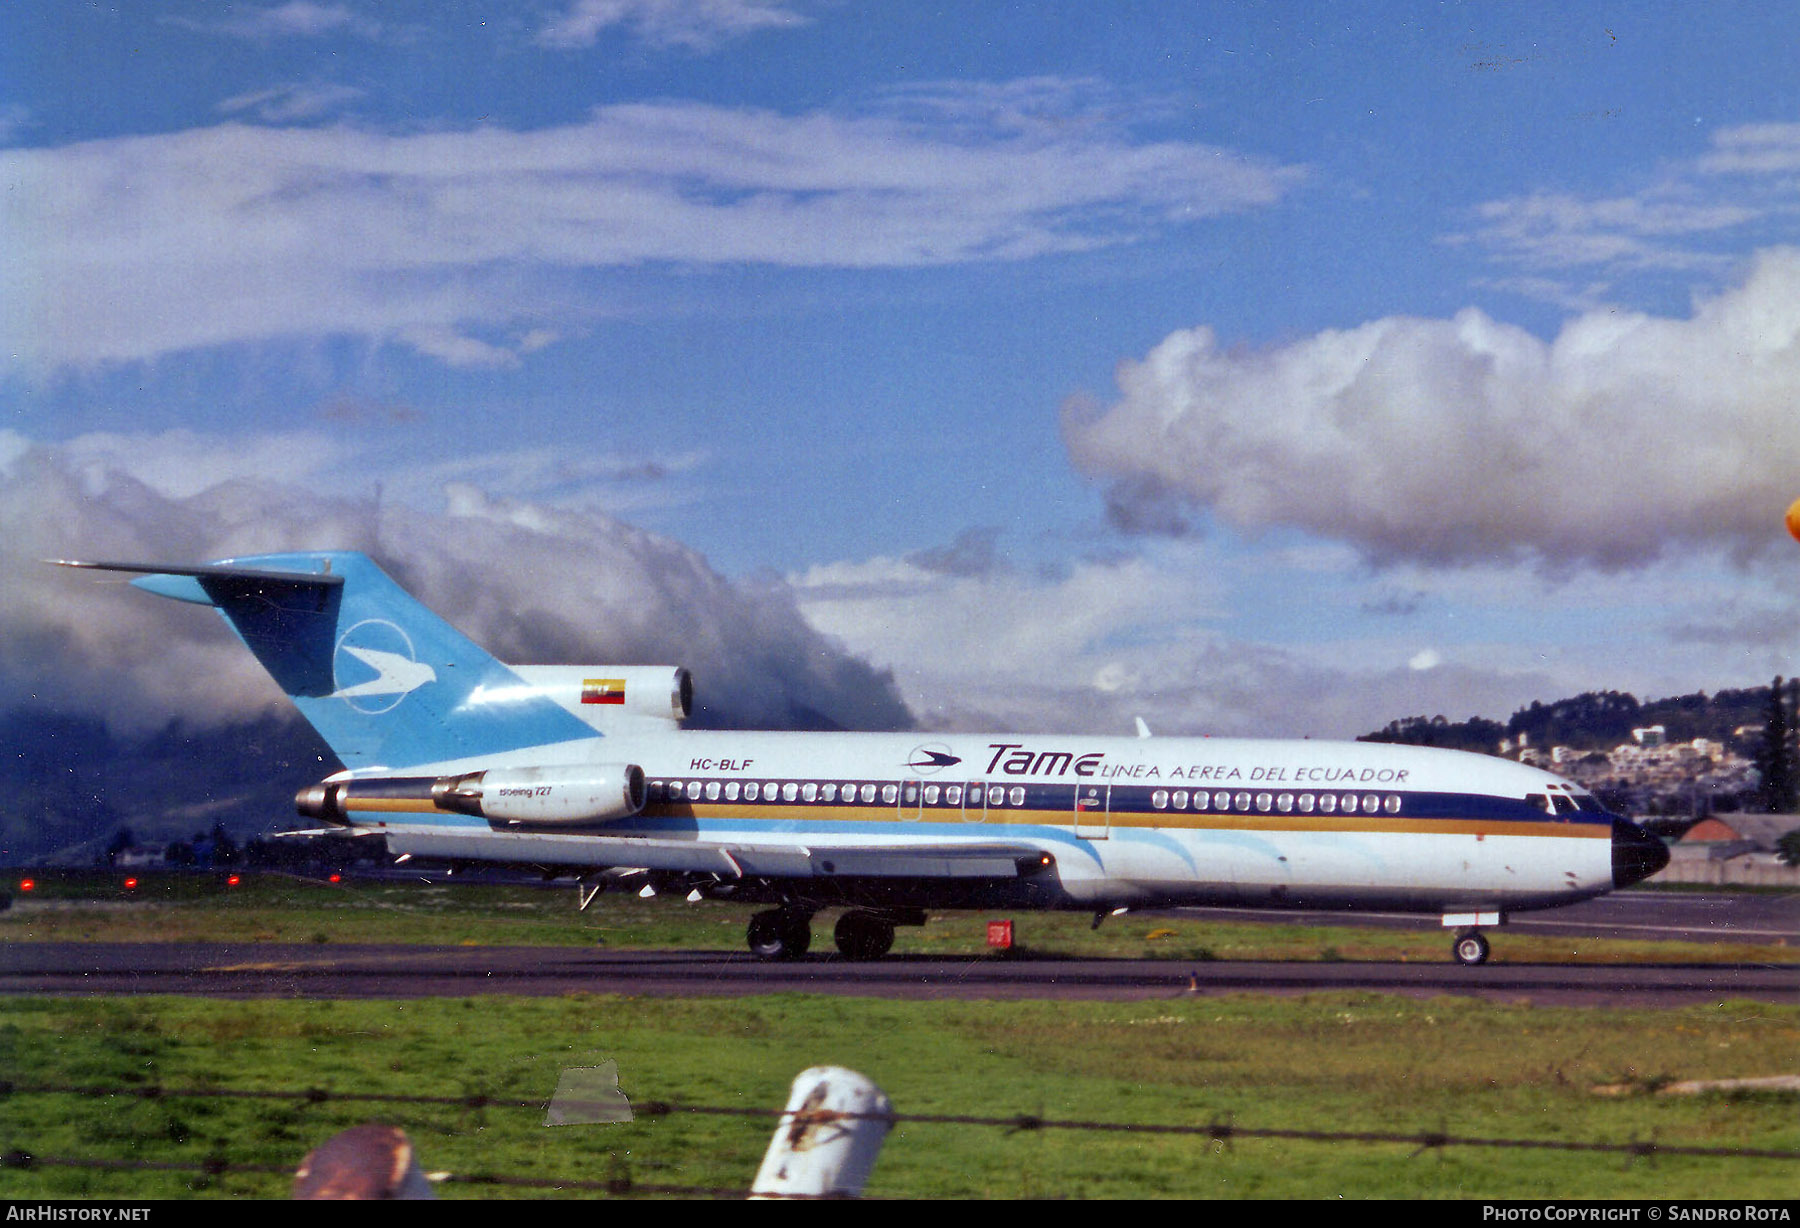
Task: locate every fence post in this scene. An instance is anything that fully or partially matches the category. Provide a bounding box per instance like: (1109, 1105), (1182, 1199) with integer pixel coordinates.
(750, 1067), (892, 1199)
(293, 1124), (436, 1199)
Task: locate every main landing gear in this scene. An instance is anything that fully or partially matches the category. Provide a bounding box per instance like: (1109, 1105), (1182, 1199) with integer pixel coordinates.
(744, 908), (916, 960)
(833, 911), (895, 961)
(746, 908), (812, 960)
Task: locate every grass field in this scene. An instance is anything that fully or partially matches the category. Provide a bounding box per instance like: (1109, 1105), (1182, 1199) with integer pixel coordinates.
(3, 870), (1796, 965)
(3, 993), (1797, 1200)
(2, 871), (1796, 1199)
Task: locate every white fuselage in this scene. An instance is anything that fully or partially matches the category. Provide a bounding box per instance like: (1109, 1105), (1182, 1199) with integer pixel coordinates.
(340, 730), (1619, 917)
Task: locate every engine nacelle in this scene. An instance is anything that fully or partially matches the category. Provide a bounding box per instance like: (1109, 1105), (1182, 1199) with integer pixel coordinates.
(432, 764), (647, 825)
(508, 665), (692, 725)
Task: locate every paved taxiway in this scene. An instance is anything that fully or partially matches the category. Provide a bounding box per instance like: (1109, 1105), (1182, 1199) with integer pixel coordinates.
(2, 890), (1792, 1005)
(1168, 885), (1800, 945)
(1, 942), (1794, 1005)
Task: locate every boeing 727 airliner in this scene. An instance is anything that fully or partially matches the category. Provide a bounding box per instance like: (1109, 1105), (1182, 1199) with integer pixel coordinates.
(55, 551), (1669, 964)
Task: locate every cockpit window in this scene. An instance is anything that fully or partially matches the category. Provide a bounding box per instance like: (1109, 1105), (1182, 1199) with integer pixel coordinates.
(1526, 793), (1550, 813)
(1552, 794), (1578, 815)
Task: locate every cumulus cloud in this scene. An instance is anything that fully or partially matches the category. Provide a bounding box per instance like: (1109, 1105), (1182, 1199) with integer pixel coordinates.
(2, 431), (912, 738)
(537, 0), (808, 50)
(1, 86), (1301, 371)
(791, 544), (1239, 734)
(1062, 247), (1800, 571)
(788, 537), (1579, 740)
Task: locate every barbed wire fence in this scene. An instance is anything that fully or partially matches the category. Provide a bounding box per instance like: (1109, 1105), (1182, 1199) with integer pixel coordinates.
(4, 1075), (1798, 1199)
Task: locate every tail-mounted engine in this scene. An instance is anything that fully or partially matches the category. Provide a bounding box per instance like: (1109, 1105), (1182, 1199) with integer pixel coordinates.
(297, 763), (647, 826)
(433, 764), (647, 824)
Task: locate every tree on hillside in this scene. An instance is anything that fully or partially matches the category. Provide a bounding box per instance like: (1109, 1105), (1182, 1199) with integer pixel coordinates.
(1754, 677), (1798, 814)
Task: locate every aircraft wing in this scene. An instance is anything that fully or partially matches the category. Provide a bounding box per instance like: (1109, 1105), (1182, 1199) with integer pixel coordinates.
(381, 828), (1048, 880)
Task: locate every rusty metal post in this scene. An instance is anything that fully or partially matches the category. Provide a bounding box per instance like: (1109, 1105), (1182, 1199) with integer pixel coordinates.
(750, 1067), (892, 1199)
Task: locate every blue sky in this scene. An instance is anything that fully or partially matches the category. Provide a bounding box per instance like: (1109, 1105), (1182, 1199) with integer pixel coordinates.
(9, 1), (1800, 746)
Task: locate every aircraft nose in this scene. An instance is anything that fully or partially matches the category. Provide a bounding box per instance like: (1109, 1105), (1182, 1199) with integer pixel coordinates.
(1611, 819), (1669, 888)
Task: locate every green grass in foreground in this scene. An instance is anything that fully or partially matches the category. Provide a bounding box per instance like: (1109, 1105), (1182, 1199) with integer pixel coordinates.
(3, 871), (1795, 964)
(1, 994), (1796, 1199)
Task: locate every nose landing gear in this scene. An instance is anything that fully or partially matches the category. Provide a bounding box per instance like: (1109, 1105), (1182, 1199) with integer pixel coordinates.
(1452, 929), (1491, 966)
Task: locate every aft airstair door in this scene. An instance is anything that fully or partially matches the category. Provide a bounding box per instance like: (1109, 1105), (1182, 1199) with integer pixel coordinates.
(1074, 782), (1110, 839)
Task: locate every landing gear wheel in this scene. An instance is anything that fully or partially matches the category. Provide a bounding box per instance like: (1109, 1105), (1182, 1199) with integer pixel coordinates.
(747, 909), (812, 960)
(834, 911), (896, 960)
(1452, 930), (1490, 966)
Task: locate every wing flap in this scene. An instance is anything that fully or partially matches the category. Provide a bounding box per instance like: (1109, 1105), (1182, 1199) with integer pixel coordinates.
(381, 828), (1044, 879)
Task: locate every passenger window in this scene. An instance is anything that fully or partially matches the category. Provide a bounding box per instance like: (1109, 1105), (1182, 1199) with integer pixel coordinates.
(705, 781), (720, 801)
(882, 784), (899, 804)
(1008, 786), (1025, 806)
(686, 781), (703, 800)
(860, 783), (877, 804)
(1214, 791), (1230, 811)
(821, 783), (837, 802)
(1318, 793), (1336, 814)
(924, 784), (940, 805)
(1383, 795), (1401, 814)
(903, 783), (919, 804)
(1277, 792), (1293, 813)
(802, 782), (818, 802)
(947, 785), (963, 806)
(988, 786), (1005, 806)
(1172, 790), (1189, 810)
(1233, 791), (1251, 812)
(744, 782), (759, 801)
(1297, 793), (1315, 813)
(782, 782), (799, 802)
(1255, 792), (1273, 812)
(724, 781), (740, 801)
(1152, 790), (1169, 810)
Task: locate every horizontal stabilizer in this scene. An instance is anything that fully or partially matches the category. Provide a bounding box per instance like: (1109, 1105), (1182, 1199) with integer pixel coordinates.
(49, 558), (343, 607)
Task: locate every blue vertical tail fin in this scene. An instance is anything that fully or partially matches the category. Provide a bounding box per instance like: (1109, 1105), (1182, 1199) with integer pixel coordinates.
(60, 551), (599, 770)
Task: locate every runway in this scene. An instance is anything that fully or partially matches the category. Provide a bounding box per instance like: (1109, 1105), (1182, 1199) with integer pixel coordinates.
(1168, 884), (1800, 945)
(2, 946), (1793, 1007)
(2, 890), (1791, 1006)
